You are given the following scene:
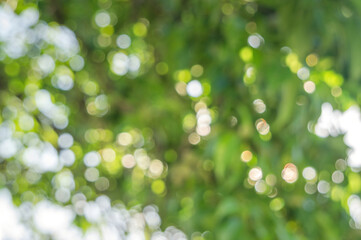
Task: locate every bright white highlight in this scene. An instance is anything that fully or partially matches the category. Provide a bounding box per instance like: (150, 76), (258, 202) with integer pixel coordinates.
(186, 80), (203, 97)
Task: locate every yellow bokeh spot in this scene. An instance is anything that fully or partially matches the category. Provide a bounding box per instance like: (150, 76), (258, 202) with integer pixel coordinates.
(331, 186), (344, 201)
(239, 47), (253, 62)
(151, 179), (165, 194)
(241, 150), (253, 162)
(190, 64), (204, 77)
(348, 173), (361, 193)
(306, 53), (318, 67)
(82, 81), (99, 96)
(176, 69), (192, 82)
(193, 237), (205, 240)
(55, 65), (74, 79)
(286, 221), (298, 232)
(245, 22), (257, 34)
(133, 22), (147, 37)
(5, 62), (20, 76)
(104, 158), (122, 175)
(175, 82), (187, 96)
(202, 82), (211, 95)
(322, 71), (343, 87)
(100, 25), (114, 36)
(9, 79), (24, 94)
(101, 148), (116, 162)
(285, 53), (298, 66)
(270, 198), (285, 211)
(259, 131), (272, 141)
(42, 127), (58, 146)
(97, 35), (111, 47)
(285, 53), (302, 73)
(331, 87), (342, 97)
(71, 144), (83, 160)
(222, 3), (234, 15)
(183, 114), (196, 132)
(317, 58), (333, 70)
(156, 62), (168, 75)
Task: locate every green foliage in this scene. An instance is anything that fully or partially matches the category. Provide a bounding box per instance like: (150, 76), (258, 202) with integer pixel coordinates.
(1, 0), (361, 239)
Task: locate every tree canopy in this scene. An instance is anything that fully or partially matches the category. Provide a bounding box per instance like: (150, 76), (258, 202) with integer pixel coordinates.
(1, 0), (361, 239)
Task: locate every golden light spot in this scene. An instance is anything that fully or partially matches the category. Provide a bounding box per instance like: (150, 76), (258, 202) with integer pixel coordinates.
(97, 35), (111, 47)
(101, 148), (116, 162)
(188, 132), (200, 145)
(122, 154), (136, 168)
(331, 87), (342, 97)
(175, 82), (187, 96)
(86, 101), (97, 115)
(241, 150), (253, 162)
(282, 163), (298, 183)
(191, 64), (204, 77)
(303, 81), (315, 94)
(194, 101), (207, 112)
(306, 53), (318, 67)
(255, 118), (270, 135)
(135, 154), (150, 170)
(245, 22), (257, 34)
(149, 159), (164, 178)
(117, 132), (133, 146)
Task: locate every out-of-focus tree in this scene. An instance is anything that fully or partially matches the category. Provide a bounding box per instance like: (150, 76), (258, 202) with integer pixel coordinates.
(1, 0), (361, 239)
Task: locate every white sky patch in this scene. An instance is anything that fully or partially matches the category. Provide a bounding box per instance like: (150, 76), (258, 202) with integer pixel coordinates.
(22, 142), (61, 172)
(0, 5), (79, 60)
(35, 89), (69, 129)
(314, 103), (361, 170)
(33, 201), (75, 235)
(0, 189), (30, 240)
(0, 186), (188, 239)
